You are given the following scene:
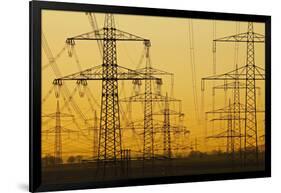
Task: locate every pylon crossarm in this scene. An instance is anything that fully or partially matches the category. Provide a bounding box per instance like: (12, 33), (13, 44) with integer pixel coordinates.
(255, 65), (266, 78)
(120, 119), (172, 130)
(212, 81), (262, 97)
(153, 109), (183, 116)
(206, 110), (264, 114)
(205, 103), (264, 114)
(42, 128), (56, 133)
(42, 113), (74, 118)
(173, 127), (190, 134)
(206, 103), (242, 114)
(207, 130), (243, 139)
(205, 102), (264, 114)
(116, 65), (160, 80)
(203, 65), (265, 80)
(53, 65), (161, 83)
(154, 123), (181, 131)
(42, 127), (78, 133)
(212, 81), (261, 90)
(115, 29), (149, 41)
(169, 109), (184, 116)
(214, 32), (265, 43)
(210, 117), (246, 121)
(121, 125), (143, 130)
(213, 81), (245, 88)
(66, 28), (149, 43)
(122, 120), (186, 132)
(120, 92), (181, 102)
(201, 66), (245, 90)
(201, 65), (265, 90)
(121, 119), (146, 131)
(135, 66), (174, 76)
(124, 118), (144, 125)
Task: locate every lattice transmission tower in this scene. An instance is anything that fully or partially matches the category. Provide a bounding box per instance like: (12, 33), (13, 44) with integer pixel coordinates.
(202, 22), (265, 163)
(206, 99), (244, 160)
(42, 100), (75, 163)
(120, 43), (175, 159)
(54, 14), (160, 161)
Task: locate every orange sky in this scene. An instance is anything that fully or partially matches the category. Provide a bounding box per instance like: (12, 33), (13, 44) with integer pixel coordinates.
(41, 10), (265, 160)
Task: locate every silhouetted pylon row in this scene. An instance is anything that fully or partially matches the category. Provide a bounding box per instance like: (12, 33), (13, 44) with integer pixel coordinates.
(202, 22), (265, 164)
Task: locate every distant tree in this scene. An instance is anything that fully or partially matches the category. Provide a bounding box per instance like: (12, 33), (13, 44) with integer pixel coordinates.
(42, 155), (62, 166)
(189, 150), (206, 158)
(75, 155), (83, 163)
(211, 150), (223, 155)
(67, 156), (76, 164)
(42, 155), (55, 166)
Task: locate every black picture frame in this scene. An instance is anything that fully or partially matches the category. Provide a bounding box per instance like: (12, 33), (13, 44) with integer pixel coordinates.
(30, 1), (271, 192)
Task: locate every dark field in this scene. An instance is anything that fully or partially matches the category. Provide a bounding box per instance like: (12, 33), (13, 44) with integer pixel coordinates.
(42, 154), (265, 185)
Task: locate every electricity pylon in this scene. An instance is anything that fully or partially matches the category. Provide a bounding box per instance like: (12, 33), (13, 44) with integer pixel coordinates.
(120, 44), (174, 160)
(119, 115), (188, 159)
(83, 110), (100, 160)
(120, 92), (182, 159)
(54, 14), (160, 161)
(211, 78), (261, 159)
(163, 93), (172, 158)
(92, 110), (98, 159)
(212, 80), (261, 97)
(207, 99), (244, 160)
(42, 100), (75, 163)
(156, 93), (184, 159)
(202, 22), (265, 163)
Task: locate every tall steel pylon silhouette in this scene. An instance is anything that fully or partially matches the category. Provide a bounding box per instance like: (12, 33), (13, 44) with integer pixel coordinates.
(93, 110), (98, 159)
(42, 100), (75, 163)
(206, 99), (243, 160)
(120, 43), (174, 159)
(202, 22), (265, 163)
(143, 42), (154, 159)
(244, 22), (259, 163)
(211, 79), (261, 160)
(98, 15), (121, 161)
(121, 91), (184, 159)
(163, 93), (172, 158)
(151, 92), (184, 158)
(158, 93), (185, 158)
(210, 77), (243, 160)
(54, 14), (160, 161)
(55, 101), (62, 161)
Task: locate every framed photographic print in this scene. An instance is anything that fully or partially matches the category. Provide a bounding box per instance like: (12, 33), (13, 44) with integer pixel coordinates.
(30, 0), (271, 192)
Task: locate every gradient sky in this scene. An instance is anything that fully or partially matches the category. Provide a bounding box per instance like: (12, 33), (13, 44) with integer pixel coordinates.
(41, 10), (265, 160)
